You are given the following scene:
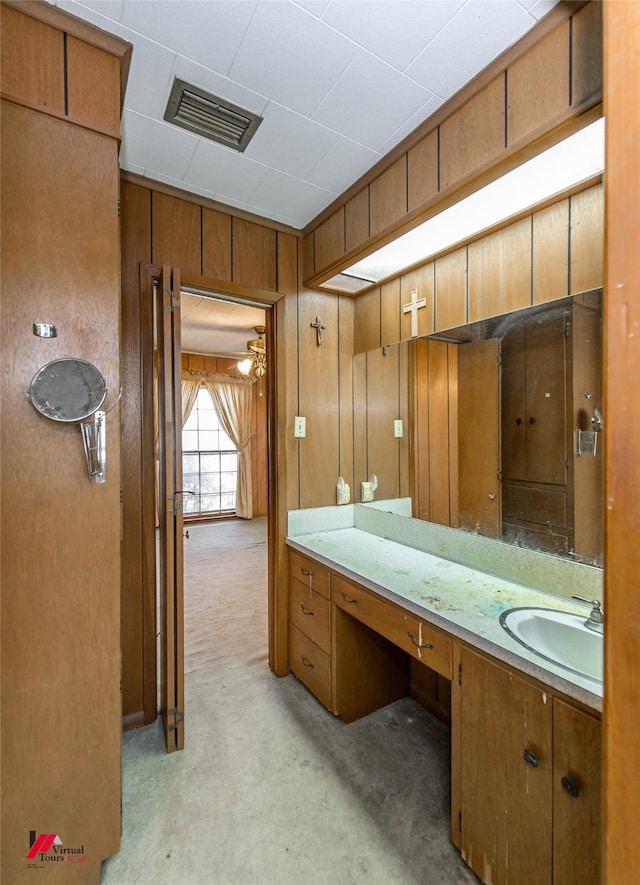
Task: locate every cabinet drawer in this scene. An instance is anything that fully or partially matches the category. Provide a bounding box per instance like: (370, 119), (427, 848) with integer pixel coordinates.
(289, 577), (331, 654)
(289, 624), (331, 710)
(333, 574), (452, 679)
(289, 549), (330, 600)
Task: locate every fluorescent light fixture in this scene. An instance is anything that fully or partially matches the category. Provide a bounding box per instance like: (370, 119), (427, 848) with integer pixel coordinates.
(320, 118), (605, 293)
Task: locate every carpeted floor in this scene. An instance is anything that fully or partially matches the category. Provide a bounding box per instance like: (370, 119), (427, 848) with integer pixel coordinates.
(101, 518), (478, 885)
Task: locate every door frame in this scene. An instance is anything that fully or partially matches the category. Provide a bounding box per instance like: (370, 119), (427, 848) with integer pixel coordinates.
(139, 265), (282, 728)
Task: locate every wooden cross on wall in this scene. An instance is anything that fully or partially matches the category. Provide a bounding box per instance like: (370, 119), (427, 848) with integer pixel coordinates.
(402, 288), (426, 338)
(310, 316), (325, 346)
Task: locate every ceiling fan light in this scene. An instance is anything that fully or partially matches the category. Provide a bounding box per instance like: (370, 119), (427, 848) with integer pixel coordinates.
(237, 358), (253, 375)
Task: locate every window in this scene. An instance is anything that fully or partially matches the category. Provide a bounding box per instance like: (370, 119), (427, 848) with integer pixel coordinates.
(182, 387), (238, 515)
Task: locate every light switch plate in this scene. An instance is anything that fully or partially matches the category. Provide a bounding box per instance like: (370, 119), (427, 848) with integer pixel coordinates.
(294, 416), (306, 438)
(394, 419), (403, 438)
(361, 481), (374, 503)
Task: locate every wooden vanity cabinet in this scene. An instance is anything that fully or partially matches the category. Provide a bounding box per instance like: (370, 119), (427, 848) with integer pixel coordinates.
(455, 645), (601, 885)
(288, 551), (334, 712)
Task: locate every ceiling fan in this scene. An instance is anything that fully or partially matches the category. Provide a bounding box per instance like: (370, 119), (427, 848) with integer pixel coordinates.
(236, 325), (267, 395)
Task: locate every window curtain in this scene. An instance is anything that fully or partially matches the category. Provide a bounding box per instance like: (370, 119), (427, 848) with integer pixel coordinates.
(203, 373), (254, 519)
(180, 374), (201, 427)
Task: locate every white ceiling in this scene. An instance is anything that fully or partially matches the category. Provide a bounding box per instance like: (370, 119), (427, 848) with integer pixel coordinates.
(52, 0), (558, 231)
(180, 293), (266, 356)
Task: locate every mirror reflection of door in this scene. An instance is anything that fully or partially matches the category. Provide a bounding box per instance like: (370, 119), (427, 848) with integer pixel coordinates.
(458, 339), (502, 537)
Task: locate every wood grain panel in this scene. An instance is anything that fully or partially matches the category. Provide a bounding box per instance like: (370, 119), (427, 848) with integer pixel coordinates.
(345, 189), (369, 253)
(572, 1), (603, 106)
(400, 263), (434, 340)
(298, 291), (340, 507)
(233, 218), (277, 291)
(303, 232), (314, 279)
(507, 22), (570, 145)
(338, 296), (354, 494)
(366, 345), (400, 500)
(570, 184), (604, 295)
(314, 208), (345, 271)
(66, 35), (121, 132)
(352, 352), (367, 492)
(398, 341), (411, 499)
(435, 248), (467, 332)
(412, 338), (430, 521)
(553, 700), (602, 883)
(370, 155), (407, 237)
(202, 208), (232, 280)
(120, 181), (151, 725)
(0, 4), (64, 111)
(533, 199), (569, 305)
(1, 102), (121, 882)
(354, 287), (381, 354)
(152, 192), (202, 274)
(408, 130), (438, 212)
(603, 4), (640, 879)
(439, 77), (505, 190)
(447, 343), (459, 526)
(380, 279), (401, 348)
(427, 340), (451, 526)
(468, 216), (532, 323)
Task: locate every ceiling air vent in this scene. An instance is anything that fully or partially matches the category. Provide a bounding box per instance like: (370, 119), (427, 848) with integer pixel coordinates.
(164, 78), (262, 152)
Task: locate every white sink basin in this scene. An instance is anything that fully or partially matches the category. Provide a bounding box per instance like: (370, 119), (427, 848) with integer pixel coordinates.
(499, 607), (603, 683)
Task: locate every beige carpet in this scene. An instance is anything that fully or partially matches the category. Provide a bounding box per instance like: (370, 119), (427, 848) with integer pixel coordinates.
(102, 518), (478, 885)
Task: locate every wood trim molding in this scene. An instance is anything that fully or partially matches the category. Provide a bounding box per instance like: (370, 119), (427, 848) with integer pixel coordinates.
(180, 271), (285, 305)
(1, 91), (123, 141)
(121, 171), (302, 238)
(302, 0), (591, 237)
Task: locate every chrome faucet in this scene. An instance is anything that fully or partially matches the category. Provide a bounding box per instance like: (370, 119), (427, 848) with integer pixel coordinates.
(572, 595), (604, 633)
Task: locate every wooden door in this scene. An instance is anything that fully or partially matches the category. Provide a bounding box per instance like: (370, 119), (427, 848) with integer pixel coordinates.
(459, 647), (552, 885)
(458, 339), (501, 536)
(156, 266), (185, 752)
(552, 699), (601, 883)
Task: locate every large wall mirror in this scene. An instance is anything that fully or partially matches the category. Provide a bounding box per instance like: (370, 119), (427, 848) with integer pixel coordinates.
(355, 291), (603, 568)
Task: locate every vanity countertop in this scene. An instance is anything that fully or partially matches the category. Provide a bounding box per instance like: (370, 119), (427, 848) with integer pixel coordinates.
(286, 525), (602, 713)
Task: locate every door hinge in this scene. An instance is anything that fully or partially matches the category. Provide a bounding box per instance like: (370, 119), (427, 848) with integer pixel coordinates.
(496, 352), (502, 365)
(458, 662), (462, 686)
(497, 468), (503, 482)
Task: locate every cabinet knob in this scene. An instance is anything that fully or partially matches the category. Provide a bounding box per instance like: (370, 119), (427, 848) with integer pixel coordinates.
(301, 567), (313, 577)
(341, 591), (358, 604)
(407, 631), (434, 650)
(561, 776), (580, 798)
(488, 492), (496, 500)
(528, 416), (536, 425)
(301, 656), (314, 669)
(300, 604), (314, 616)
(523, 748), (539, 768)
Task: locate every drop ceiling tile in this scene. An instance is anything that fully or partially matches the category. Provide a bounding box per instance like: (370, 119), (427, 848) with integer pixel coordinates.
(321, 0), (465, 71)
(529, 0), (560, 20)
(248, 170), (332, 226)
(406, 0), (536, 100)
(377, 94), (443, 155)
(66, 0), (124, 21)
(293, 0), (330, 17)
(143, 169), (215, 202)
(182, 140), (270, 202)
(313, 51), (435, 151)
(306, 137), (380, 192)
(229, 1), (359, 116)
(120, 110), (198, 179)
(170, 56), (269, 117)
(122, 34), (177, 119)
(121, 162), (146, 176)
(121, 1), (258, 75)
(244, 103), (340, 178)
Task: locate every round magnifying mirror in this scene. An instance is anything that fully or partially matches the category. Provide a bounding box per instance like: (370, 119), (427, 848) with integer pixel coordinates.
(29, 358), (107, 422)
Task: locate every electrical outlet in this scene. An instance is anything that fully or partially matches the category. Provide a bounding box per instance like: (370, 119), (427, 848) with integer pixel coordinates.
(294, 416), (306, 438)
(394, 419), (404, 438)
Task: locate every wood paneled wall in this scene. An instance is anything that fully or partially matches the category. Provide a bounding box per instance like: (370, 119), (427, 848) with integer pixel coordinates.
(1, 3), (129, 882)
(603, 2), (640, 879)
(304, 1), (602, 286)
(354, 183), (603, 353)
(180, 352), (268, 517)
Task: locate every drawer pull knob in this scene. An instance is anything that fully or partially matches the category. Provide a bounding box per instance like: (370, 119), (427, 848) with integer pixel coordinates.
(561, 776), (580, 798)
(523, 748), (539, 768)
(301, 568), (313, 577)
(301, 656), (314, 669)
(341, 592), (358, 604)
(300, 604), (314, 616)
(407, 631), (433, 650)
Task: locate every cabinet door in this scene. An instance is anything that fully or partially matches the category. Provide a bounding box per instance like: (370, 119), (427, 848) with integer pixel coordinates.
(459, 647), (552, 885)
(552, 699), (602, 883)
